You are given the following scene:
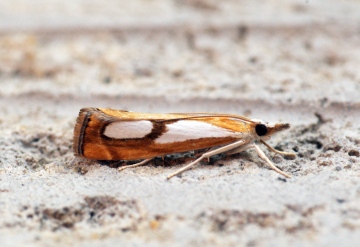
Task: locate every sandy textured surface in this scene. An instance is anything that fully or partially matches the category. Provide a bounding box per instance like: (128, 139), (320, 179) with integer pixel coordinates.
(0, 1), (360, 246)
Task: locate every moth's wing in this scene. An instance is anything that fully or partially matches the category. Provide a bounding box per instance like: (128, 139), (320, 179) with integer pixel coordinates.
(97, 108), (257, 124)
(161, 113), (256, 124)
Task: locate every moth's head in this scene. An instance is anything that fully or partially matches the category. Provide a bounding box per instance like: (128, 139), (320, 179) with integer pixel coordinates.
(254, 122), (290, 140)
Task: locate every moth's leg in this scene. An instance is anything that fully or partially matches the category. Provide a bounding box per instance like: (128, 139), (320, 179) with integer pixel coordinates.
(260, 140), (296, 159)
(252, 144), (291, 178)
(118, 158), (153, 172)
(167, 140), (247, 179)
(223, 143), (253, 156)
(194, 147), (218, 161)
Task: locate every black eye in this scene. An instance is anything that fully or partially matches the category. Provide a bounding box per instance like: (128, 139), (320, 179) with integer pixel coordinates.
(255, 124), (267, 136)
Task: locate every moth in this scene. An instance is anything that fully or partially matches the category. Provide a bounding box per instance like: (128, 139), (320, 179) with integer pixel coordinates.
(73, 108), (295, 179)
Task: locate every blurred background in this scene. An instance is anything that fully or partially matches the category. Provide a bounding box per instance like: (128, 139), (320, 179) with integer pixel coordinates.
(1, 0), (359, 110)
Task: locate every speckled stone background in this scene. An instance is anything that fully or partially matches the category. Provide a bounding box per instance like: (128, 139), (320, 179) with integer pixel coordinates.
(0, 1), (359, 246)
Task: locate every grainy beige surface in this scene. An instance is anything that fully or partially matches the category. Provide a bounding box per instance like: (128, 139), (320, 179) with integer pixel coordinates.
(0, 1), (360, 246)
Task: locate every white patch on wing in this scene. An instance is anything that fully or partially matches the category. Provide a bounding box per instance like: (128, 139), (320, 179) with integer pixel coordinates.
(155, 120), (241, 144)
(104, 120), (153, 139)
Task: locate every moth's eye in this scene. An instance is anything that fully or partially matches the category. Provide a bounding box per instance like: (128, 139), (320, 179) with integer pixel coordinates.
(255, 124), (267, 136)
